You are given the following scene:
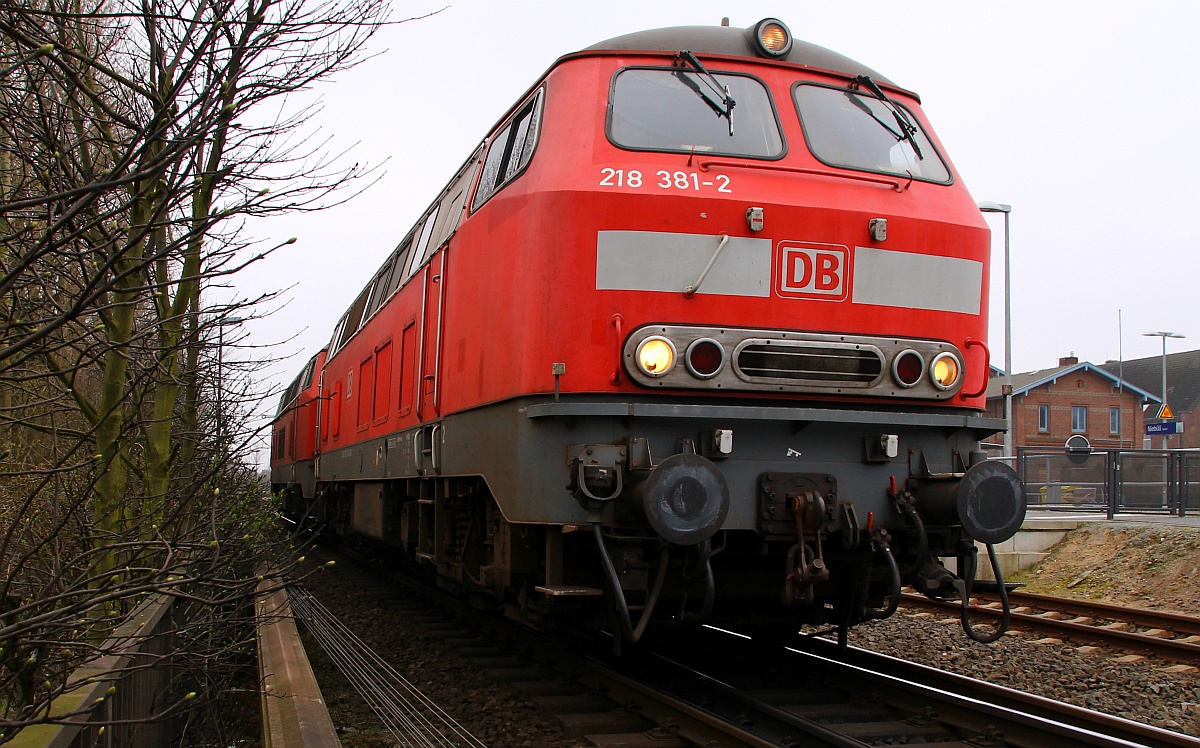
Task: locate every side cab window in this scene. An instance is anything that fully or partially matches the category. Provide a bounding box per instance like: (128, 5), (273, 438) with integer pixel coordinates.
(328, 315), (347, 356)
(364, 258), (396, 321)
(300, 355), (318, 390)
(427, 145), (483, 253)
(403, 145), (485, 281)
(471, 88), (544, 212)
(404, 205), (441, 279)
(336, 288), (369, 351)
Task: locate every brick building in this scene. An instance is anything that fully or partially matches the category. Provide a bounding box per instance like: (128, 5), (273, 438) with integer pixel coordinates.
(983, 356), (1160, 454)
(1100, 349), (1200, 450)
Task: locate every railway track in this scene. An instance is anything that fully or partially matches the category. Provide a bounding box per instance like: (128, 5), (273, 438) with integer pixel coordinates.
(292, 542), (1198, 747)
(902, 589), (1200, 661)
(640, 626), (1199, 748)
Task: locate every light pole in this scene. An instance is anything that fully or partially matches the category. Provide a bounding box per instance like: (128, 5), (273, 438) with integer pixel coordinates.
(1142, 330), (1184, 429)
(978, 201), (1013, 461)
(216, 316), (245, 454)
(1142, 330), (1183, 510)
(1142, 331), (1180, 413)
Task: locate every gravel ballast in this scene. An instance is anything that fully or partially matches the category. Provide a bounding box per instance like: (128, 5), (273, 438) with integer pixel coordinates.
(296, 521), (1200, 745)
(850, 612), (1199, 737)
(851, 521), (1200, 738)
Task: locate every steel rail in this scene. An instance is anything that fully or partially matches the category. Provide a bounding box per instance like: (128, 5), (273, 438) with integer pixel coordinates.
(314, 537), (1200, 747)
(902, 593), (1200, 661)
(316, 542), (830, 748)
(788, 635), (1200, 748)
(987, 590), (1200, 636)
(643, 626), (1199, 748)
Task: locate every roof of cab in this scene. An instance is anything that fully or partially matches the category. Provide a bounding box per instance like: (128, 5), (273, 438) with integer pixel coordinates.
(583, 23), (894, 86)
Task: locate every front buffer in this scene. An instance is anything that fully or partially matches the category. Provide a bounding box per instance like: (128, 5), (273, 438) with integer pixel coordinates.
(505, 394), (1027, 648)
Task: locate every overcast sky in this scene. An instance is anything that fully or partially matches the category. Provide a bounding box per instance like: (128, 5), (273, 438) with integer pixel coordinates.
(234, 0), (1200, 409)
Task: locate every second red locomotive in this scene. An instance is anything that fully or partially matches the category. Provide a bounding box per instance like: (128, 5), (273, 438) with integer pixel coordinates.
(272, 18), (1025, 646)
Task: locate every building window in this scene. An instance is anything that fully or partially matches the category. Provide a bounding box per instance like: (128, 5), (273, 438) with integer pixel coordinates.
(1038, 404), (1049, 432)
(1109, 407), (1120, 435)
(1072, 405), (1087, 433)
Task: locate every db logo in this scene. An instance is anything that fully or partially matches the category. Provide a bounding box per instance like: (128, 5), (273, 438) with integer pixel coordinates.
(778, 242), (851, 301)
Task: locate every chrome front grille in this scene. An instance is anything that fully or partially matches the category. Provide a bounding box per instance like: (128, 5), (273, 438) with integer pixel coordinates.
(735, 341), (884, 385)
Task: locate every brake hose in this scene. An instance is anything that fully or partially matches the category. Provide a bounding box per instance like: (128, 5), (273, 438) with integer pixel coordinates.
(593, 522), (669, 644)
(893, 498), (929, 579)
(955, 543), (1012, 643)
(863, 532), (902, 620)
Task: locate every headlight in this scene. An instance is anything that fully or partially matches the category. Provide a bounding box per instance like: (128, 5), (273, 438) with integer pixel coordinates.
(930, 352), (961, 390)
(636, 336), (677, 377)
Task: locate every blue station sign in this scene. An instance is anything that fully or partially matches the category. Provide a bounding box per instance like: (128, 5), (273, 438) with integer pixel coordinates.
(1145, 421), (1183, 435)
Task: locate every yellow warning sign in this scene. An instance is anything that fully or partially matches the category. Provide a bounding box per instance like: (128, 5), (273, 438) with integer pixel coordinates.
(1158, 403), (1174, 420)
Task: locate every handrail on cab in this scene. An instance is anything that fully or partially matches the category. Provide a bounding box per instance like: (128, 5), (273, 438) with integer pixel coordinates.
(610, 313), (624, 385)
(961, 337), (990, 398)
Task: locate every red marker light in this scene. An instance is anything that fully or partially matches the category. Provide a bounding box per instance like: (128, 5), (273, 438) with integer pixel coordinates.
(892, 350), (924, 388)
(685, 338), (725, 379)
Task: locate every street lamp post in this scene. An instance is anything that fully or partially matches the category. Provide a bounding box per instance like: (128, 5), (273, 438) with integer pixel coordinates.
(1142, 330), (1185, 434)
(1142, 328), (1180, 410)
(216, 316), (245, 454)
(978, 201), (1013, 462)
(1142, 330), (1184, 510)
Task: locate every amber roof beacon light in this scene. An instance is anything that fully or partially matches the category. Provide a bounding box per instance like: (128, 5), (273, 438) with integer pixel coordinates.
(750, 18), (792, 58)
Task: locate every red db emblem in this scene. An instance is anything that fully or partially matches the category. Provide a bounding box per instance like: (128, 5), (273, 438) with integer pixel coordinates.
(778, 242), (850, 301)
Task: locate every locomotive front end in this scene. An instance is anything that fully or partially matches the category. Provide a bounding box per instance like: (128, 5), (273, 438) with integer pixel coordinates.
(537, 17), (1028, 645)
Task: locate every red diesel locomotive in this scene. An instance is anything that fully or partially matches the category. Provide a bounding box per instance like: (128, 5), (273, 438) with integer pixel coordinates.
(271, 18), (1026, 646)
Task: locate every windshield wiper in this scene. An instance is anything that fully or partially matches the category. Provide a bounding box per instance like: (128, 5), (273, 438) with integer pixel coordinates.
(846, 92), (903, 140)
(853, 75), (923, 160)
(673, 50), (736, 136)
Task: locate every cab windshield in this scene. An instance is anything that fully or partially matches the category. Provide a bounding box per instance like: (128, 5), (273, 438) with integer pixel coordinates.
(793, 83), (950, 183)
(609, 68), (784, 159)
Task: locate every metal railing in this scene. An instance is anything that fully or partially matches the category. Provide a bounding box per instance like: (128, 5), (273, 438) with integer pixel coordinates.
(6, 594), (178, 748)
(1018, 447), (1199, 518)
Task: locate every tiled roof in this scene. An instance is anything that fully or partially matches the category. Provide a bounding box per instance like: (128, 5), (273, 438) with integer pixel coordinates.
(1100, 349), (1200, 413)
(985, 361), (1160, 403)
